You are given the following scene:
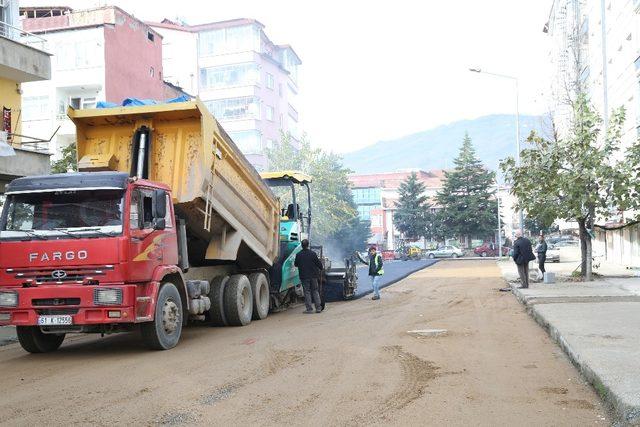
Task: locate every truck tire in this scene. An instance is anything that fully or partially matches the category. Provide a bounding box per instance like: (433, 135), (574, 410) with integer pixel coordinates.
(224, 274), (253, 326)
(248, 272), (269, 320)
(141, 282), (183, 350)
(208, 276), (229, 326)
(16, 326), (65, 353)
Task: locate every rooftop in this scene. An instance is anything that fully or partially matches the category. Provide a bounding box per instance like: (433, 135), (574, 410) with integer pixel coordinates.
(349, 169), (446, 189)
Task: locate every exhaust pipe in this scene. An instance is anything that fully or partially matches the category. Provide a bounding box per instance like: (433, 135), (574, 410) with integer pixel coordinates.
(136, 132), (147, 178)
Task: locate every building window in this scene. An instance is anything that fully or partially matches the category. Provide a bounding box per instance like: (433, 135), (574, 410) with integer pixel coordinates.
(22, 96), (49, 120)
(56, 41), (101, 70)
(199, 63), (259, 89)
(266, 73), (274, 89)
(150, 67), (155, 77)
(352, 187), (381, 204)
(356, 205), (380, 221)
(147, 31), (154, 42)
(69, 97), (97, 110)
(266, 105), (274, 121)
(229, 130), (262, 155)
(199, 25), (260, 57)
(204, 97), (260, 120)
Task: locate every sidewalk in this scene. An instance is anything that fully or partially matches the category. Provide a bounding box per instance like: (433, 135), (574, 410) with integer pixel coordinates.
(498, 259), (640, 425)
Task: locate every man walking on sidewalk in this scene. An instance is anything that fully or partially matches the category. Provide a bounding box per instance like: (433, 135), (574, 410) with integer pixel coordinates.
(512, 229), (536, 288)
(294, 239), (323, 313)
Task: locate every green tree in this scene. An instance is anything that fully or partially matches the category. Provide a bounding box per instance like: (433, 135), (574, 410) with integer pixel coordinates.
(394, 172), (429, 241)
(51, 142), (77, 174)
(266, 133), (370, 257)
(501, 94), (640, 280)
(436, 133), (498, 246)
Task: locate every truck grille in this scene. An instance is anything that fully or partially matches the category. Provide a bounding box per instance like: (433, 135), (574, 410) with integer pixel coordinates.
(33, 298), (81, 306)
(8, 265), (114, 284)
(36, 308), (79, 315)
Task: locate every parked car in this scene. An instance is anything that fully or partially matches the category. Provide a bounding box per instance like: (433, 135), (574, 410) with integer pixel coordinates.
(474, 242), (510, 257)
(542, 244), (560, 263)
(425, 245), (464, 259)
(381, 250), (396, 261)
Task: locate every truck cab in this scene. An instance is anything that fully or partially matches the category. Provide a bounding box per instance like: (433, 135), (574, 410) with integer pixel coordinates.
(0, 172), (182, 352)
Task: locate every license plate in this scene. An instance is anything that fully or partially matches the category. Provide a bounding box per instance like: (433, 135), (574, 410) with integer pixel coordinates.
(37, 315), (72, 326)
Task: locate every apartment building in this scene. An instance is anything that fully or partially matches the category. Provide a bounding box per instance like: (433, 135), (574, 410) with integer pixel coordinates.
(19, 6), (180, 160)
(149, 18), (302, 170)
(546, 0), (640, 148)
(0, 0), (51, 190)
(348, 170), (446, 249)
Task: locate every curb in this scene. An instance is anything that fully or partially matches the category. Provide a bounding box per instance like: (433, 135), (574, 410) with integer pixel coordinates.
(512, 288), (640, 424)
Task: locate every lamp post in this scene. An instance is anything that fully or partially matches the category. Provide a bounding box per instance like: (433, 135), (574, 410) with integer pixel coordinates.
(496, 180), (502, 259)
(469, 68), (524, 232)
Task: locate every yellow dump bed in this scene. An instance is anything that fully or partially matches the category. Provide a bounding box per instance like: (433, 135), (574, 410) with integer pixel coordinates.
(68, 100), (279, 268)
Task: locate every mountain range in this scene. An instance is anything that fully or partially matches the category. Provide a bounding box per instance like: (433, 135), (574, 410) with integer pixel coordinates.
(341, 114), (549, 174)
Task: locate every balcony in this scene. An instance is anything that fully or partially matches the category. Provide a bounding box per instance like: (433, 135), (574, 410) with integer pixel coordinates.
(0, 20), (51, 82)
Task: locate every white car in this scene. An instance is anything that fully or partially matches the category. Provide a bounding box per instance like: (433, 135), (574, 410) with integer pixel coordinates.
(425, 245), (464, 259)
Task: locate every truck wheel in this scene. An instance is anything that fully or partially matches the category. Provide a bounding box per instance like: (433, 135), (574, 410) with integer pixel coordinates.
(248, 272), (269, 320)
(16, 326), (64, 353)
(208, 276), (229, 326)
(141, 282), (183, 350)
(224, 274), (253, 326)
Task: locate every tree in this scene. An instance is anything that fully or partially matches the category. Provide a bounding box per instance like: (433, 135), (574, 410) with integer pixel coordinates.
(266, 133), (370, 257)
(436, 133), (498, 246)
(394, 172), (429, 241)
(51, 143), (77, 174)
(501, 94), (640, 280)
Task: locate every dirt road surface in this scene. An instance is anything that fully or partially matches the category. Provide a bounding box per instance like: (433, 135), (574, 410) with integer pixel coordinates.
(0, 261), (608, 426)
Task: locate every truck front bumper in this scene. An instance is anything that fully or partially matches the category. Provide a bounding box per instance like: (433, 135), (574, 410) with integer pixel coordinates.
(0, 284), (140, 327)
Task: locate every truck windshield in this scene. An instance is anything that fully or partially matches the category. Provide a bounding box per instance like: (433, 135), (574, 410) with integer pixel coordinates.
(1, 189), (124, 240)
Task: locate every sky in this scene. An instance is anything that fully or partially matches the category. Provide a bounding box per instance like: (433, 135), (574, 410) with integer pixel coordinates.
(26, 0), (554, 153)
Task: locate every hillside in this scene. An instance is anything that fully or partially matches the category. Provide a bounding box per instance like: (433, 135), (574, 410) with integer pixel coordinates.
(341, 114), (548, 174)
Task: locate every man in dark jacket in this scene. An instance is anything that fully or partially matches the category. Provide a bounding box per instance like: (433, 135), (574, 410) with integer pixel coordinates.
(512, 230), (536, 288)
(294, 239), (323, 313)
(536, 233), (548, 279)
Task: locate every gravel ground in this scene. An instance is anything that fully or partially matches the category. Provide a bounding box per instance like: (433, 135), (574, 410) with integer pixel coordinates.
(0, 260), (609, 426)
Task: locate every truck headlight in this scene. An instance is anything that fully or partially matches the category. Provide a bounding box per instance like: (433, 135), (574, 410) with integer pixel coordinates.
(94, 288), (122, 305)
(0, 291), (18, 307)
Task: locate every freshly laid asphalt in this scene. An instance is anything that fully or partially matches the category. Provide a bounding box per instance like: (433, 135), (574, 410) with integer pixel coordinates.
(353, 259), (438, 298)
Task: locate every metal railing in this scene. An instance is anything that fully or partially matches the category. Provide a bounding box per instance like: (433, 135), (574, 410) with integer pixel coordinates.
(0, 20), (49, 52)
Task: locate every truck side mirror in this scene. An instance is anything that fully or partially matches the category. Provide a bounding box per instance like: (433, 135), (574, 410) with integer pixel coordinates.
(153, 189), (167, 219)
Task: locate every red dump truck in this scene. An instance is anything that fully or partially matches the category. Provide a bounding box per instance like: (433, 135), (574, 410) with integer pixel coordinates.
(0, 100), (294, 352)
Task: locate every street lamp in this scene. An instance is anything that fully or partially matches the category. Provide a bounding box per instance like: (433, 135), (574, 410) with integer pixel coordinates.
(469, 67), (524, 232)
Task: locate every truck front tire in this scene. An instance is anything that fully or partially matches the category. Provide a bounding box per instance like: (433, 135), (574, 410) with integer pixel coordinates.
(249, 272), (269, 320)
(224, 274), (253, 326)
(208, 276), (229, 326)
(16, 326), (65, 353)
(141, 282), (183, 350)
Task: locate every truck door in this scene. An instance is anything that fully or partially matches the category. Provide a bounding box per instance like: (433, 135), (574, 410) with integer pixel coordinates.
(128, 187), (164, 282)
